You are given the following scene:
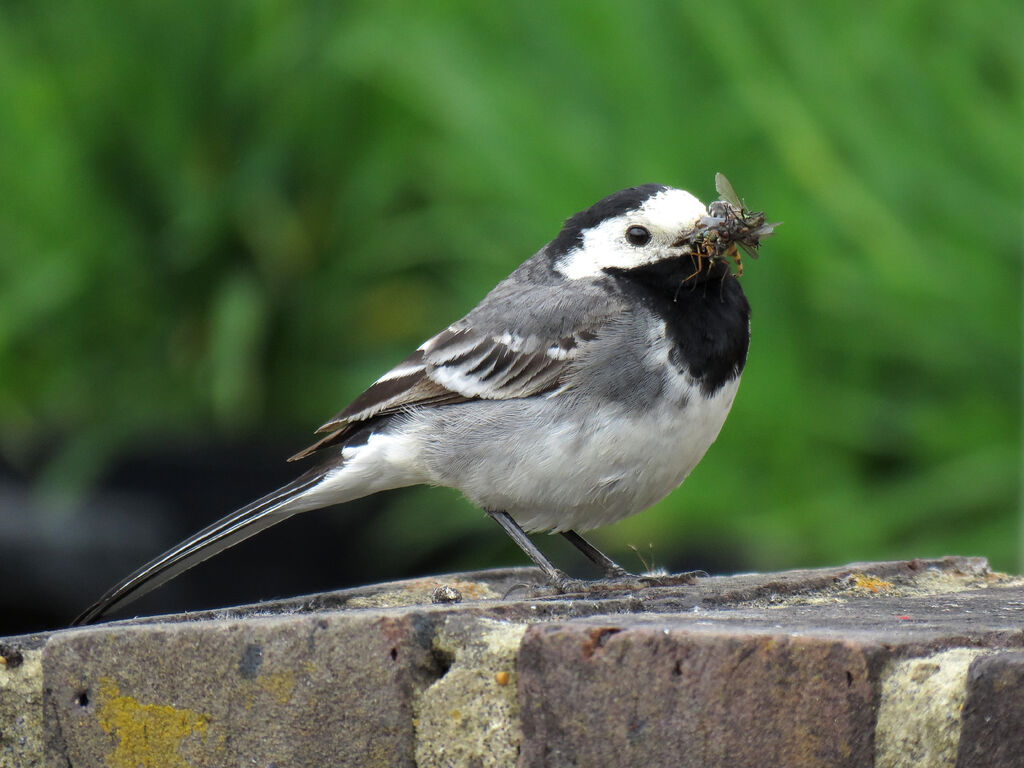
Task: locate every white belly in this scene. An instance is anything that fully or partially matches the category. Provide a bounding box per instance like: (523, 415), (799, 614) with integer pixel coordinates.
(414, 375), (741, 533)
(312, 367), (742, 535)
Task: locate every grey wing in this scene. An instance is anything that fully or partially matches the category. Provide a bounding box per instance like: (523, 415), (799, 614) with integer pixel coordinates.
(289, 277), (620, 461)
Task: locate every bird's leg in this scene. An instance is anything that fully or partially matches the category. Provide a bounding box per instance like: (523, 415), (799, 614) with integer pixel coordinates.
(563, 530), (705, 590)
(487, 512), (702, 595)
(560, 530), (634, 578)
(487, 510), (580, 591)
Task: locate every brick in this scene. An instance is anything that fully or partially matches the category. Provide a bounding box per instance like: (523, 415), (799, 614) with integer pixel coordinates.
(0, 637), (45, 768)
(876, 648), (987, 768)
(956, 651), (1024, 768)
(43, 611), (442, 767)
(515, 575), (1024, 768)
(3, 558), (1018, 766)
(518, 620), (883, 768)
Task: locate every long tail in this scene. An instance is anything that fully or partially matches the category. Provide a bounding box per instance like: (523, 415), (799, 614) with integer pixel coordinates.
(72, 467), (328, 625)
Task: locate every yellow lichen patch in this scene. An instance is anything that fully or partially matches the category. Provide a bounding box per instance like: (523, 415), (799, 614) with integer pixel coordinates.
(96, 677), (213, 768)
(851, 574), (894, 593)
(256, 669), (296, 705)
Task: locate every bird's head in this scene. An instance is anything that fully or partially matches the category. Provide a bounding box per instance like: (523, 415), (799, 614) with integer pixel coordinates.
(549, 177), (776, 282)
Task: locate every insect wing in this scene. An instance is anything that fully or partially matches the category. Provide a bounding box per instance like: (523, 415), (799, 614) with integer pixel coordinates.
(737, 240), (760, 261)
(714, 172), (744, 210)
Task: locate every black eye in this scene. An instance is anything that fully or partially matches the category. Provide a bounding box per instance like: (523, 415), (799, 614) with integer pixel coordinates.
(625, 226), (651, 246)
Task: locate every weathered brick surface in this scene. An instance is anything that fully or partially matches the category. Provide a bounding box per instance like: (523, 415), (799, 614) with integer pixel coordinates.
(0, 635), (46, 768)
(514, 580), (1024, 768)
(518, 622), (882, 768)
(0, 558), (1019, 767)
(44, 612), (441, 767)
(956, 651), (1024, 768)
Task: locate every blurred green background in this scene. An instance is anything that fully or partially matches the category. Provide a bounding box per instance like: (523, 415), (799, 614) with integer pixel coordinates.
(0, 0), (1020, 630)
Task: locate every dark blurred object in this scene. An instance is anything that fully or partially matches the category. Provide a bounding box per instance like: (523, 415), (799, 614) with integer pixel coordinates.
(0, 443), (393, 634)
(0, 471), (170, 634)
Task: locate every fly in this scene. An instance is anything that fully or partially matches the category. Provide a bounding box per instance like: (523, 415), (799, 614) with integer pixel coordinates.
(675, 173), (780, 277)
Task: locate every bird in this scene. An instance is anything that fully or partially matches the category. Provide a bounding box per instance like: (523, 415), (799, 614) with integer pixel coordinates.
(73, 175), (776, 625)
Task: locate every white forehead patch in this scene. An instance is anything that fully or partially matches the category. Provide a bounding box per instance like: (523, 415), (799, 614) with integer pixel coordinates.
(555, 187), (707, 280)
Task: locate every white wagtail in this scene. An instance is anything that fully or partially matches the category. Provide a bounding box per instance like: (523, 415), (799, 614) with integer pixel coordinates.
(73, 174), (776, 625)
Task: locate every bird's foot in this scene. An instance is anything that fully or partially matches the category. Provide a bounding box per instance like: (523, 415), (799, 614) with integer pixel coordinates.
(574, 569), (706, 593)
(513, 569), (706, 599)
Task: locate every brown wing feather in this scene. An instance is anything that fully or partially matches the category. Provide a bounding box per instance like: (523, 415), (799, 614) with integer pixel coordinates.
(288, 324), (600, 462)
(288, 374), (468, 462)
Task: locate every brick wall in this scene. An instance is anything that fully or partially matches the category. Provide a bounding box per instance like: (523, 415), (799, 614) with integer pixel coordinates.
(2, 557), (1022, 767)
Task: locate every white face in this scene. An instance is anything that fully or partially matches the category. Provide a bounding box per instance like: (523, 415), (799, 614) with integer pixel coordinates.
(554, 188), (707, 280)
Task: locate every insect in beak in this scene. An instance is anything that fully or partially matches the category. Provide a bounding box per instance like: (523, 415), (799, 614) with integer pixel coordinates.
(674, 173), (780, 277)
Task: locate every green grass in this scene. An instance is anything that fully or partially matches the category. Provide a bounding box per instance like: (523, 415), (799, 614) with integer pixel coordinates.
(0, 0), (1020, 571)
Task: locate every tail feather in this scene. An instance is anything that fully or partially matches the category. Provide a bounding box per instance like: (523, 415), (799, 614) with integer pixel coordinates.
(72, 468), (327, 626)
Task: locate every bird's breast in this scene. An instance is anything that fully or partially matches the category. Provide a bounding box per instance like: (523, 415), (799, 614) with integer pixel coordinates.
(413, 369), (742, 533)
